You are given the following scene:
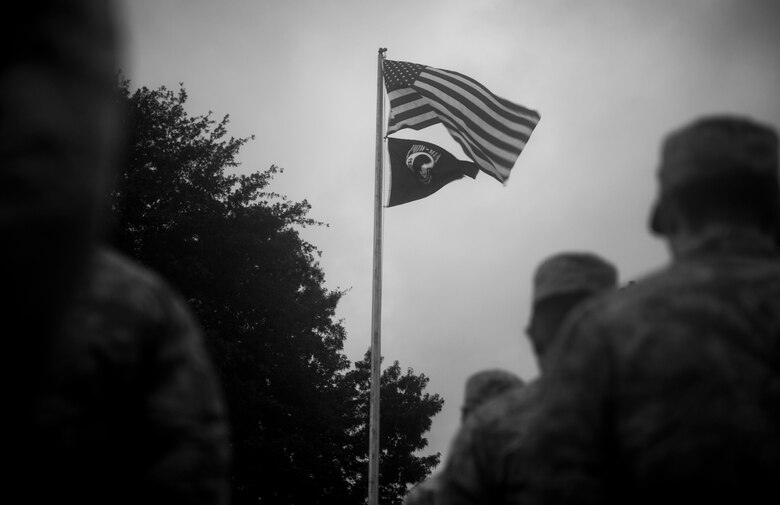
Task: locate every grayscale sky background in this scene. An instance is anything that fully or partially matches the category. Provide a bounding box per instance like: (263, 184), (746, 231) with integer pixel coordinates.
(118, 0), (780, 470)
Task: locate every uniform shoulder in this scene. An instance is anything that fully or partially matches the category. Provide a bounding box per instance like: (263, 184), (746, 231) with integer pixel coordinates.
(575, 265), (680, 325)
(83, 245), (188, 322)
(468, 381), (541, 433)
(403, 472), (441, 505)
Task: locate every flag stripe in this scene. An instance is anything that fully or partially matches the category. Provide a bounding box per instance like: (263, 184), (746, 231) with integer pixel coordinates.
(388, 87), (421, 107)
(440, 116), (512, 181)
(415, 84), (521, 167)
(445, 125), (502, 179)
(389, 101), (436, 125)
(388, 92), (433, 119)
(387, 90), (440, 132)
(434, 67), (541, 121)
(416, 76), (533, 143)
(450, 133), (508, 182)
(423, 68), (540, 131)
(388, 113), (440, 134)
(415, 80), (530, 156)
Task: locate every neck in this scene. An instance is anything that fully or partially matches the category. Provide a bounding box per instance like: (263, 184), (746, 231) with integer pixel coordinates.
(668, 222), (775, 258)
(537, 353), (551, 376)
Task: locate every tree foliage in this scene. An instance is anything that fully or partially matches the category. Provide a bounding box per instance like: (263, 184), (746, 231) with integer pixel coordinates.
(110, 81), (442, 505)
(344, 353), (444, 504)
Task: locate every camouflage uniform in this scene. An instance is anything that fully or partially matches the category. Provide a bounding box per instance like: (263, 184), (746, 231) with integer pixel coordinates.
(522, 116), (780, 505)
(403, 370), (524, 505)
(460, 369), (526, 421)
(404, 472), (444, 505)
(438, 253), (617, 505)
(26, 246), (231, 505)
(437, 381), (542, 505)
(2, 2), (230, 503)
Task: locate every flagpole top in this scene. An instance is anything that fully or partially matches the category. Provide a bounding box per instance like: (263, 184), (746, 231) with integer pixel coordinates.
(378, 47), (387, 55)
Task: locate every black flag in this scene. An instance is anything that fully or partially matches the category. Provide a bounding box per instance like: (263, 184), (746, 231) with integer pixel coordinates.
(387, 137), (479, 207)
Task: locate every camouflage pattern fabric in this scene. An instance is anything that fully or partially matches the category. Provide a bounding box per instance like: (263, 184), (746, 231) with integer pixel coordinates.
(521, 228), (780, 505)
(437, 381), (540, 505)
(403, 471), (442, 505)
(403, 369), (523, 505)
(25, 246), (231, 505)
(2, 2), (230, 503)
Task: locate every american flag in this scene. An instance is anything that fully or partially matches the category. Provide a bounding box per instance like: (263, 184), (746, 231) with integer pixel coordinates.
(383, 59), (540, 183)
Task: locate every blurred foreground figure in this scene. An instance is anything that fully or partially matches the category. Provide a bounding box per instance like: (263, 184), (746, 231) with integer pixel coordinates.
(438, 252), (617, 505)
(403, 369), (523, 505)
(1, 2), (230, 504)
(524, 116), (780, 505)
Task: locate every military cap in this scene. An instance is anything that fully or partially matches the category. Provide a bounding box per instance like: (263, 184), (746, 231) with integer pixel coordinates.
(462, 369), (523, 413)
(650, 115), (779, 233)
(532, 252), (618, 305)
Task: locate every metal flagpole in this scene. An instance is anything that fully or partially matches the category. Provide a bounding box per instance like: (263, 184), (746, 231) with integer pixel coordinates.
(368, 46), (387, 505)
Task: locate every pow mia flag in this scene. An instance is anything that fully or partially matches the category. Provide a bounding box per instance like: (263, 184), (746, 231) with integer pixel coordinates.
(386, 137), (479, 207)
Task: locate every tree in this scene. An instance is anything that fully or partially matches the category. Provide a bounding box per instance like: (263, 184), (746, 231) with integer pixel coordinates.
(343, 352), (444, 505)
(110, 81), (442, 504)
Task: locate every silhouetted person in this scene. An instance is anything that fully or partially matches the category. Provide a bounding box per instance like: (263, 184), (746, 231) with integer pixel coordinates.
(403, 369), (524, 505)
(1, 2), (230, 504)
(523, 116), (780, 505)
(438, 252), (617, 505)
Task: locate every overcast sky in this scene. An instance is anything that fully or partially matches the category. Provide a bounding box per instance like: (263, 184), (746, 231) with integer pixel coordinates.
(118, 0), (780, 470)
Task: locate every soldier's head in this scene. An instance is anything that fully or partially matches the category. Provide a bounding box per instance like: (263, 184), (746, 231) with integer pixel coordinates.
(1, 0), (123, 240)
(1, 0), (124, 354)
(461, 369), (524, 422)
(649, 116), (779, 244)
(526, 252), (618, 368)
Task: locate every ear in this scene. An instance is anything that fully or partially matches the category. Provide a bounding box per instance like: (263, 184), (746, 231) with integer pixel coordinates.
(650, 199), (678, 236)
(525, 322), (546, 359)
(525, 316), (537, 347)
(774, 205), (780, 245)
(650, 201), (664, 234)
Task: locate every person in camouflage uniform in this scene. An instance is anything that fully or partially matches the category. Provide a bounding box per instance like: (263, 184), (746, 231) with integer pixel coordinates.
(436, 252), (618, 505)
(403, 369), (524, 505)
(522, 116), (780, 505)
(2, 2), (230, 504)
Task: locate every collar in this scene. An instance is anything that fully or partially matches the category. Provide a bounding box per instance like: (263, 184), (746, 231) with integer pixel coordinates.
(670, 225), (777, 259)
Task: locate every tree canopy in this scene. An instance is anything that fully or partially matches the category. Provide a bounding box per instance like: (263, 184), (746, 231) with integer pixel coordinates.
(109, 81), (443, 505)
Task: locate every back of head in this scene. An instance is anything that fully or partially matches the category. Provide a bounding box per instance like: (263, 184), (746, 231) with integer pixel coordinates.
(1, 0), (122, 234)
(461, 369), (524, 421)
(532, 252), (618, 306)
(650, 115), (779, 236)
(528, 252), (618, 360)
